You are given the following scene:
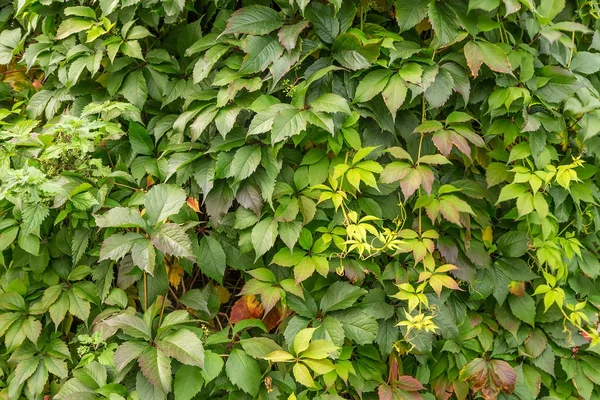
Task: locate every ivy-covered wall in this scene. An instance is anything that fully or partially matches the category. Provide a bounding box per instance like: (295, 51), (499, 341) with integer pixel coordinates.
(1, 0), (600, 399)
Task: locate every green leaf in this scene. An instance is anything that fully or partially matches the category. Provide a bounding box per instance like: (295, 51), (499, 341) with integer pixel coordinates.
(222, 6), (284, 35)
(508, 294), (536, 326)
(497, 183), (528, 203)
(278, 20), (310, 51)
(271, 109), (308, 143)
(240, 337), (283, 358)
(428, 1), (460, 46)
(55, 18), (94, 40)
(334, 310), (378, 345)
(95, 207), (146, 229)
(121, 70), (148, 110)
(469, 0), (500, 11)
(477, 40), (513, 74)
(396, 0), (429, 32)
(310, 93), (351, 115)
(138, 347), (172, 394)
(381, 74), (407, 119)
(538, 0), (564, 21)
(108, 314), (152, 341)
(571, 52), (600, 74)
(99, 232), (143, 261)
(320, 282), (367, 313)
(131, 239), (157, 275)
(251, 217), (279, 259)
(230, 146), (262, 181)
(144, 184), (187, 227)
(71, 229), (89, 266)
(158, 329), (204, 367)
(197, 236), (226, 284)
(174, 365), (204, 400)
(129, 122), (154, 155)
(114, 341), (148, 372)
(353, 69), (393, 103)
(151, 223), (195, 261)
(225, 349), (261, 396)
(238, 35), (284, 75)
(497, 231), (529, 258)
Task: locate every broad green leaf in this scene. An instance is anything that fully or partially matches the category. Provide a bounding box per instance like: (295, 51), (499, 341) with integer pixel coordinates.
(353, 69), (393, 103)
(334, 310), (378, 345)
(114, 341), (148, 372)
(428, 2), (460, 46)
(144, 184), (187, 227)
(497, 231), (529, 258)
(320, 282), (367, 313)
(271, 109), (307, 143)
(174, 365), (204, 400)
(197, 236), (226, 284)
(158, 329), (204, 367)
(477, 41), (513, 75)
(310, 93), (351, 115)
(222, 6), (284, 35)
(238, 35), (284, 75)
(230, 146), (262, 181)
(129, 122), (154, 155)
(381, 74), (407, 119)
(95, 207), (146, 229)
(150, 223), (195, 261)
(278, 20), (310, 51)
(55, 18), (94, 40)
(251, 217), (279, 259)
(508, 294), (536, 326)
(99, 232), (143, 261)
(138, 347), (172, 394)
(225, 349), (261, 396)
(121, 70), (148, 110)
(396, 0), (429, 32)
(107, 314), (152, 341)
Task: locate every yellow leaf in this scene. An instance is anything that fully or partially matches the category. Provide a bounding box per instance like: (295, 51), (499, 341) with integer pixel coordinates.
(482, 226), (493, 243)
(167, 261), (184, 288)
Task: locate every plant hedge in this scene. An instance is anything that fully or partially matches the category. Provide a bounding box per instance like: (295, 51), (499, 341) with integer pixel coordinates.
(2, 0), (600, 399)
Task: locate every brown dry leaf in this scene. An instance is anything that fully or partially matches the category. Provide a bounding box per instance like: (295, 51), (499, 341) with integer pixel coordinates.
(187, 197), (200, 213)
(229, 295), (264, 324)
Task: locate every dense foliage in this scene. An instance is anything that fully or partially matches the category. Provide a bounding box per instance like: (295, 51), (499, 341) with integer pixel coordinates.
(2, 0), (600, 399)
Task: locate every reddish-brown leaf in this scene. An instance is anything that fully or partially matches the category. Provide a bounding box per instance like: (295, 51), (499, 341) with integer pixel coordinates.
(229, 295), (264, 324)
(396, 375), (425, 391)
(378, 384), (393, 400)
(263, 304), (284, 331)
(508, 281), (525, 297)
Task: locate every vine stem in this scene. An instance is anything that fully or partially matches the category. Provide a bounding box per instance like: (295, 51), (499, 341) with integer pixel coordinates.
(158, 294), (168, 327)
(416, 97), (426, 236)
(143, 272), (148, 310)
(567, 31), (576, 69)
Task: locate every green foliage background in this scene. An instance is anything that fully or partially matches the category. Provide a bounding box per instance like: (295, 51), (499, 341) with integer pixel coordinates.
(2, 0), (600, 399)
